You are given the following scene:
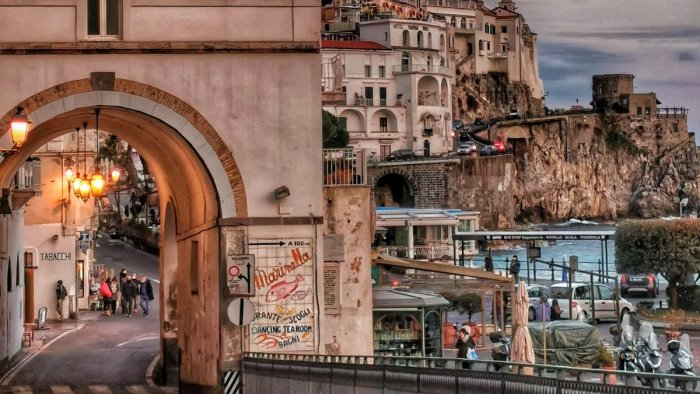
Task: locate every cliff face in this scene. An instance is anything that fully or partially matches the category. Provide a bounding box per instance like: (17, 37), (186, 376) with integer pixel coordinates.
(509, 113), (698, 223)
(452, 71), (544, 123)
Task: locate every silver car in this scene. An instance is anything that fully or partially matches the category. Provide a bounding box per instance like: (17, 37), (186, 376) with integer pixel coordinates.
(549, 282), (635, 322)
(506, 283), (549, 321)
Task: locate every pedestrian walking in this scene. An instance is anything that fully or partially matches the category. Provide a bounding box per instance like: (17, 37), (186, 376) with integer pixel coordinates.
(122, 275), (138, 317)
(133, 273), (140, 314)
(456, 326), (476, 369)
(108, 276), (119, 315)
(510, 255), (520, 282)
(139, 275), (154, 317)
(55, 280), (67, 321)
(484, 250), (494, 272)
(99, 277), (113, 316)
(535, 295), (551, 322)
(550, 299), (561, 321)
(119, 269), (128, 315)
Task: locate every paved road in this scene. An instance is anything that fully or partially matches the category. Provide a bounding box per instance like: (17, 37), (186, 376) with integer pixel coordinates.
(0, 236), (167, 393)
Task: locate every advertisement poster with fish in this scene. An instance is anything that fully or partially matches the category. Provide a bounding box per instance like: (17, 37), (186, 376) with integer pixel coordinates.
(248, 238), (315, 352)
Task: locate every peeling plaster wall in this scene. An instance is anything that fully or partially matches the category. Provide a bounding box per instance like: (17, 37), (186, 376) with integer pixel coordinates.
(322, 186), (373, 356)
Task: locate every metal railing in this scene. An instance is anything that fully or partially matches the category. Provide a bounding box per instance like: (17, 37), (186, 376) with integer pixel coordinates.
(243, 352), (698, 393)
(488, 51), (508, 59)
(392, 64), (454, 76)
(13, 159), (41, 191)
(380, 244), (477, 260)
(323, 148), (367, 186)
(426, 0), (479, 9)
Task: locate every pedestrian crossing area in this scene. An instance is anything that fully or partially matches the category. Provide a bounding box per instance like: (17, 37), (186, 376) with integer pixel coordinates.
(0, 385), (178, 394)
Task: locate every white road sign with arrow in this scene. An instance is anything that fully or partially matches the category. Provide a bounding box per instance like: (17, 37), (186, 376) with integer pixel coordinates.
(227, 254), (255, 296)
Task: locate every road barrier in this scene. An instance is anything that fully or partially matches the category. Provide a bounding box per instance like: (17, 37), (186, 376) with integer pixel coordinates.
(243, 353), (698, 393)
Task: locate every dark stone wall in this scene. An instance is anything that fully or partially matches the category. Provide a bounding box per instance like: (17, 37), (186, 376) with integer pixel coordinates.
(368, 156), (514, 229)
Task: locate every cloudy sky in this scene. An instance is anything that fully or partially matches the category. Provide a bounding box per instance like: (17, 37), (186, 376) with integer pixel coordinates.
(514, 0), (700, 139)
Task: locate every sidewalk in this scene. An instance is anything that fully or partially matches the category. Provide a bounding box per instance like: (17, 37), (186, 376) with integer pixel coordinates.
(0, 311), (103, 382)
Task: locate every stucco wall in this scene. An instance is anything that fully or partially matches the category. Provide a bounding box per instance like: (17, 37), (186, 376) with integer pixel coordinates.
(0, 52), (322, 220)
(24, 223), (82, 320)
(0, 209), (26, 364)
(0, 1), (318, 43)
(322, 186), (373, 356)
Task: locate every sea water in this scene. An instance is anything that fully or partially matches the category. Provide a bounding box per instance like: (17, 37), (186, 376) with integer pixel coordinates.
(470, 220), (621, 283)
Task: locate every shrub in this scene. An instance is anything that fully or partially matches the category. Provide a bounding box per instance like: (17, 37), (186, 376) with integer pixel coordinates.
(616, 219), (700, 309)
(605, 129), (641, 155)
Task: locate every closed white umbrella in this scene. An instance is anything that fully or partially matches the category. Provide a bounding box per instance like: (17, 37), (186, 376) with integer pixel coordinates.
(511, 281), (535, 374)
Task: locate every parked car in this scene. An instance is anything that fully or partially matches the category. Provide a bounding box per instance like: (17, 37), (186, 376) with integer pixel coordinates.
(548, 282), (635, 322)
(620, 273), (659, 298)
(506, 283), (549, 321)
(385, 149), (415, 161)
(474, 118), (484, 125)
(479, 145), (499, 156)
(458, 142), (477, 155)
(507, 108), (520, 119)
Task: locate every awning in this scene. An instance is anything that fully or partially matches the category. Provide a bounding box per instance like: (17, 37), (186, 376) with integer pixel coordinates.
(373, 287), (449, 309)
(375, 254), (512, 284)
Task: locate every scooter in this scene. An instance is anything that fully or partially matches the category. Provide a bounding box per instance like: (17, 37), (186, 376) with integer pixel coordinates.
(613, 324), (640, 383)
(488, 331), (511, 371)
(634, 335), (664, 388)
(667, 338), (698, 392)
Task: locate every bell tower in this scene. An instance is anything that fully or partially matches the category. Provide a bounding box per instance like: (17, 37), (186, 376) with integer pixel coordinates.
(498, 0), (516, 12)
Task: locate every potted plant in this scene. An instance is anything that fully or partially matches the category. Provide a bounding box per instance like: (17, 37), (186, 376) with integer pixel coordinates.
(592, 345), (617, 384)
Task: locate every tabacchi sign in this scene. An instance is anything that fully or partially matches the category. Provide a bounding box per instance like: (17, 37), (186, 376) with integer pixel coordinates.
(248, 238), (315, 353)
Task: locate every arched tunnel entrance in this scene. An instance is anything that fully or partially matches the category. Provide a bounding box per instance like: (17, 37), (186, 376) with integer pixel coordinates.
(374, 173), (415, 208)
(0, 88), (244, 390)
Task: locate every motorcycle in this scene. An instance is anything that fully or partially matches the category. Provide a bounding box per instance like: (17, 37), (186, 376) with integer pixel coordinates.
(488, 331), (511, 371)
(611, 323), (639, 386)
(667, 337), (698, 392)
(634, 331), (664, 388)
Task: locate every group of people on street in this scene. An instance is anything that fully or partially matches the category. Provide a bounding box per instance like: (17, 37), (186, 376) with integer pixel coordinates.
(536, 295), (561, 322)
(98, 268), (154, 317)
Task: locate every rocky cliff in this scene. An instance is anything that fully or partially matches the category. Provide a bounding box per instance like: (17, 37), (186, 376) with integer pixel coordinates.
(508, 113), (698, 223)
(453, 71), (544, 123)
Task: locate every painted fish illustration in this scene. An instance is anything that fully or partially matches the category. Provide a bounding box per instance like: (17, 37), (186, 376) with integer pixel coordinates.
(266, 273), (304, 302)
(289, 289), (309, 301)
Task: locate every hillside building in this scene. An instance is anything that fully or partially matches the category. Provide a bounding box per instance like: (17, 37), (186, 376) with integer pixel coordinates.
(321, 0), (543, 158)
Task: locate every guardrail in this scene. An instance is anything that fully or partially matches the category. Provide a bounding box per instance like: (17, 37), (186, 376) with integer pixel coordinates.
(243, 352), (698, 393)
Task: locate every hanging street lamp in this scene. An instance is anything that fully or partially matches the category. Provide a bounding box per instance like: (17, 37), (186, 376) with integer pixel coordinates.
(9, 106), (31, 147)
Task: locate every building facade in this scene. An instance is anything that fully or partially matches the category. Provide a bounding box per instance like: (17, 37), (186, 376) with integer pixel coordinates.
(0, 2), (363, 392)
(321, 0), (543, 158)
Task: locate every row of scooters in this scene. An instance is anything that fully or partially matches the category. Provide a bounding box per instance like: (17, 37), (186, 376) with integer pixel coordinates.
(486, 322), (698, 391)
(613, 321), (697, 391)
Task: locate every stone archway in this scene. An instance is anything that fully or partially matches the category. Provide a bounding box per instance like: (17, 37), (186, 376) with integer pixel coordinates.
(371, 168), (418, 208)
(0, 83), (246, 390)
(0, 78), (247, 218)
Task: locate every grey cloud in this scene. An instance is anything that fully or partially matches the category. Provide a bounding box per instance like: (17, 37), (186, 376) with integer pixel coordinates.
(678, 51), (696, 61)
(537, 41), (623, 82)
(557, 27), (700, 41)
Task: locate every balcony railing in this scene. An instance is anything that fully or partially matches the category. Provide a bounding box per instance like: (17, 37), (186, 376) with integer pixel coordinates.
(392, 64), (453, 76)
(487, 51), (508, 59)
(13, 159), (41, 191)
(380, 243), (477, 260)
(323, 148), (367, 186)
(426, 0), (478, 9)
(657, 107), (688, 118)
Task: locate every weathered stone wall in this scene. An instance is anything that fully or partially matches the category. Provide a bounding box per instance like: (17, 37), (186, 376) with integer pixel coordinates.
(368, 162), (449, 209)
(322, 186), (373, 357)
(446, 155), (515, 229)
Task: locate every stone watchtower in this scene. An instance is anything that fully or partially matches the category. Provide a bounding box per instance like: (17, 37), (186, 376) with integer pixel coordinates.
(592, 74), (635, 113)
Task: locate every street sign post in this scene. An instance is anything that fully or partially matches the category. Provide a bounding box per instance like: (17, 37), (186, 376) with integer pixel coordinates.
(227, 254), (255, 296)
(227, 297), (255, 326)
